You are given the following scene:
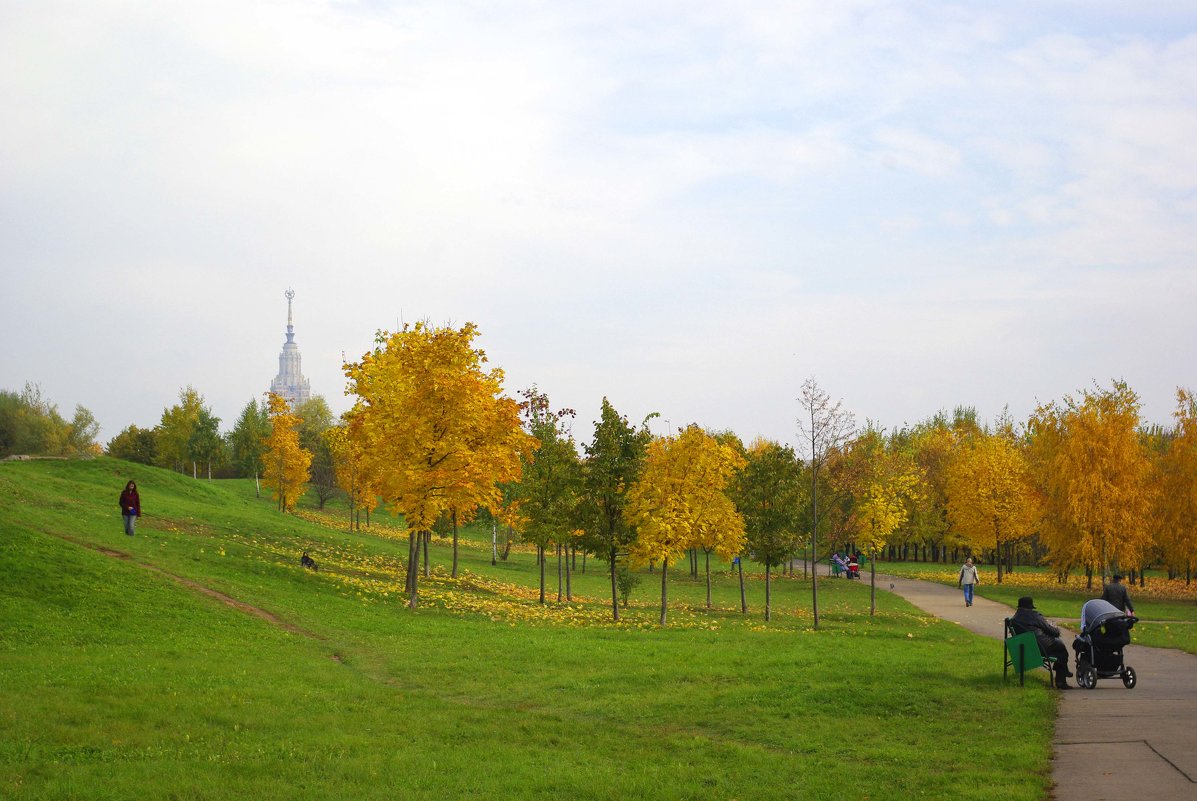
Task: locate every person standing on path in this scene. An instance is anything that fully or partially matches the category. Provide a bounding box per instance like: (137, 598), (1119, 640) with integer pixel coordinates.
(958, 557), (979, 607)
(119, 480), (140, 536)
(1101, 574), (1135, 614)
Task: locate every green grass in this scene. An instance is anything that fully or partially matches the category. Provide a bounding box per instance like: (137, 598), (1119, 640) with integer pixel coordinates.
(2, 459), (1055, 800)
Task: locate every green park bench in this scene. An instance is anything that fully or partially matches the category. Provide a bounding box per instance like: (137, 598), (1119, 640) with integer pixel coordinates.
(1003, 618), (1058, 686)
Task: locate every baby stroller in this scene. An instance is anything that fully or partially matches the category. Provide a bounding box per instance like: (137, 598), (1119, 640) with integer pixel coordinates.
(1072, 598), (1138, 689)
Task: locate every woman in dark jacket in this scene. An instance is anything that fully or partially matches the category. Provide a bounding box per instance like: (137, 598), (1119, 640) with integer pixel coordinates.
(119, 480), (140, 536)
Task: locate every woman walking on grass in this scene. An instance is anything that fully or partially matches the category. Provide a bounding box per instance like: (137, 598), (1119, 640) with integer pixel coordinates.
(119, 480), (140, 536)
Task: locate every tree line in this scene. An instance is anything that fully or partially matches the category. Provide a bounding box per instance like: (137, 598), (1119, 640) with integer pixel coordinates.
(10, 322), (1195, 627)
(0, 383), (100, 459)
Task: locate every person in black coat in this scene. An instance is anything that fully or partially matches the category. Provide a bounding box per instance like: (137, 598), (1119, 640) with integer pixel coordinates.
(1101, 575), (1135, 614)
(1011, 596), (1072, 688)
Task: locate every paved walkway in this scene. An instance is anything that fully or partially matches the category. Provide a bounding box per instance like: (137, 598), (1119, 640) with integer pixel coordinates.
(877, 572), (1197, 801)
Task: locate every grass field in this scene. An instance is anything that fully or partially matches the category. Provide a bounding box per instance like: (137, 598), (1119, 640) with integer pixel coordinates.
(875, 561), (1197, 654)
(2, 458), (1056, 800)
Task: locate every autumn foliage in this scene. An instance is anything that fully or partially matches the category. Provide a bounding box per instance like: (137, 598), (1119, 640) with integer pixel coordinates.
(625, 426), (745, 625)
(343, 322), (535, 608)
(261, 392), (312, 513)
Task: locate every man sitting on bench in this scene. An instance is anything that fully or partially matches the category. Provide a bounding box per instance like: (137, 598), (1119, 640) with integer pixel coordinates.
(1010, 596), (1072, 689)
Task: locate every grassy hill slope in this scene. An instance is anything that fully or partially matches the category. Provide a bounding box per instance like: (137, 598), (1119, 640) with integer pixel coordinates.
(1, 458), (1053, 800)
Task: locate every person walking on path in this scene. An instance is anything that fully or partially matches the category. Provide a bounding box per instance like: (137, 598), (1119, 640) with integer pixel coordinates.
(958, 557), (979, 607)
(1011, 596), (1073, 689)
(119, 480), (140, 536)
(1100, 574), (1135, 614)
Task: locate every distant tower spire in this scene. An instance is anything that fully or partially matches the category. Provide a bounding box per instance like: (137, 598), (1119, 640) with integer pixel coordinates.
(269, 288), (311, 407)
(285, 287), (295, 343)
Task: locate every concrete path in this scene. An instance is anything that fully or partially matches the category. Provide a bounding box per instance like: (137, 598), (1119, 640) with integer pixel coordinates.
(877, 572), (1197, 801)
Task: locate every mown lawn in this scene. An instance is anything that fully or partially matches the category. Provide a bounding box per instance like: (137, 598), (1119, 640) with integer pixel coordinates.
(2, 458), (1055, 800)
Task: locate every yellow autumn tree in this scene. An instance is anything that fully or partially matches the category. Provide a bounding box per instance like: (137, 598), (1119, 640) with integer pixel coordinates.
(325, 413), (378, 531)
(832, 427), (921, 615)
(1157, 388), (1197, 582)
(1028, 381), (1155, 585)
(945, 423), (1039, 583)
(343, 322), (536, 608)
(262, 392), (312, 513)
(625, 425), (746, 626)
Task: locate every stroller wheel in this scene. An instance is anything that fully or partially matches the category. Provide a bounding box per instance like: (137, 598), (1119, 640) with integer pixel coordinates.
(1122, 666), (1136, 689)
(1079, 662), (1097, 690)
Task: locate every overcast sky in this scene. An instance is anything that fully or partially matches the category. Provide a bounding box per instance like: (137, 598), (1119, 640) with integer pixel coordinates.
(3, 1), (1196, 447)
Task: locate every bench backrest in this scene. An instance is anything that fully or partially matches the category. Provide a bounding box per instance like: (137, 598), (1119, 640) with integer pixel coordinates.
(1004, 631), (1045, 673)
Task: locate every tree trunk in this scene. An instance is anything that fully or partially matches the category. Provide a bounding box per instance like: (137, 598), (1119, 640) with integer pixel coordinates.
(423, 531), (430, 578)
(660, 558), (669, 626)
(491, 519), (497, 566)
(610, 546), (620, 622)
(539, 546), (546, 604)
(451, 508), (459, 578)
(765, 560), (772, 622)
(870, 558), (877, 616)
(557, 543), (563, 603)
(254, 470), (260, 498)
(811, 464), (820, 630)
(738, 556), (747, 613)
(565, 542), (573, 602)
(704, 549), (712, 609)
(407, 531), (420, 608)
(501, 526), (512, 561)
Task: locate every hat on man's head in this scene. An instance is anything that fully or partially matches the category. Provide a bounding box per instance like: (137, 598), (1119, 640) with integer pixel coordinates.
(1112, 574), (1124, 582)
(1017, 596), (1035, 609)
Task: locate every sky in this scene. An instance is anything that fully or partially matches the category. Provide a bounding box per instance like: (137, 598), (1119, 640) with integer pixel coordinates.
(3, 1), (1197, 448)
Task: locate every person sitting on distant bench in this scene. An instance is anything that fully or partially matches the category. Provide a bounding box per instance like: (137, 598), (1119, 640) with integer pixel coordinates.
(846, 553), (860, 579)
(1010, 596), (1072, 689)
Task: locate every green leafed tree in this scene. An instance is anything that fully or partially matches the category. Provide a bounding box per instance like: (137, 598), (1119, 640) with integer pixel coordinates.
(0, 383), (72, 457)
(187, 407), (223, 480)
(510, 386), (582, 603)
(107, 424), (159, 464)
(231, 398), (270, 495)
(295, 396), (338, 509)
(734, 438), (806, 621)
(156, 386), (205, 474)
(578, 398), (652, 622)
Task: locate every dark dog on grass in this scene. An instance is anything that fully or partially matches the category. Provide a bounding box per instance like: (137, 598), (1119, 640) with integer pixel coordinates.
(301, 551), (318, 571)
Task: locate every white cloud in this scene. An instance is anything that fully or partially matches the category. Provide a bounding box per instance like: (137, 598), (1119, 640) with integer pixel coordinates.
(2, 1), (1196, 445)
